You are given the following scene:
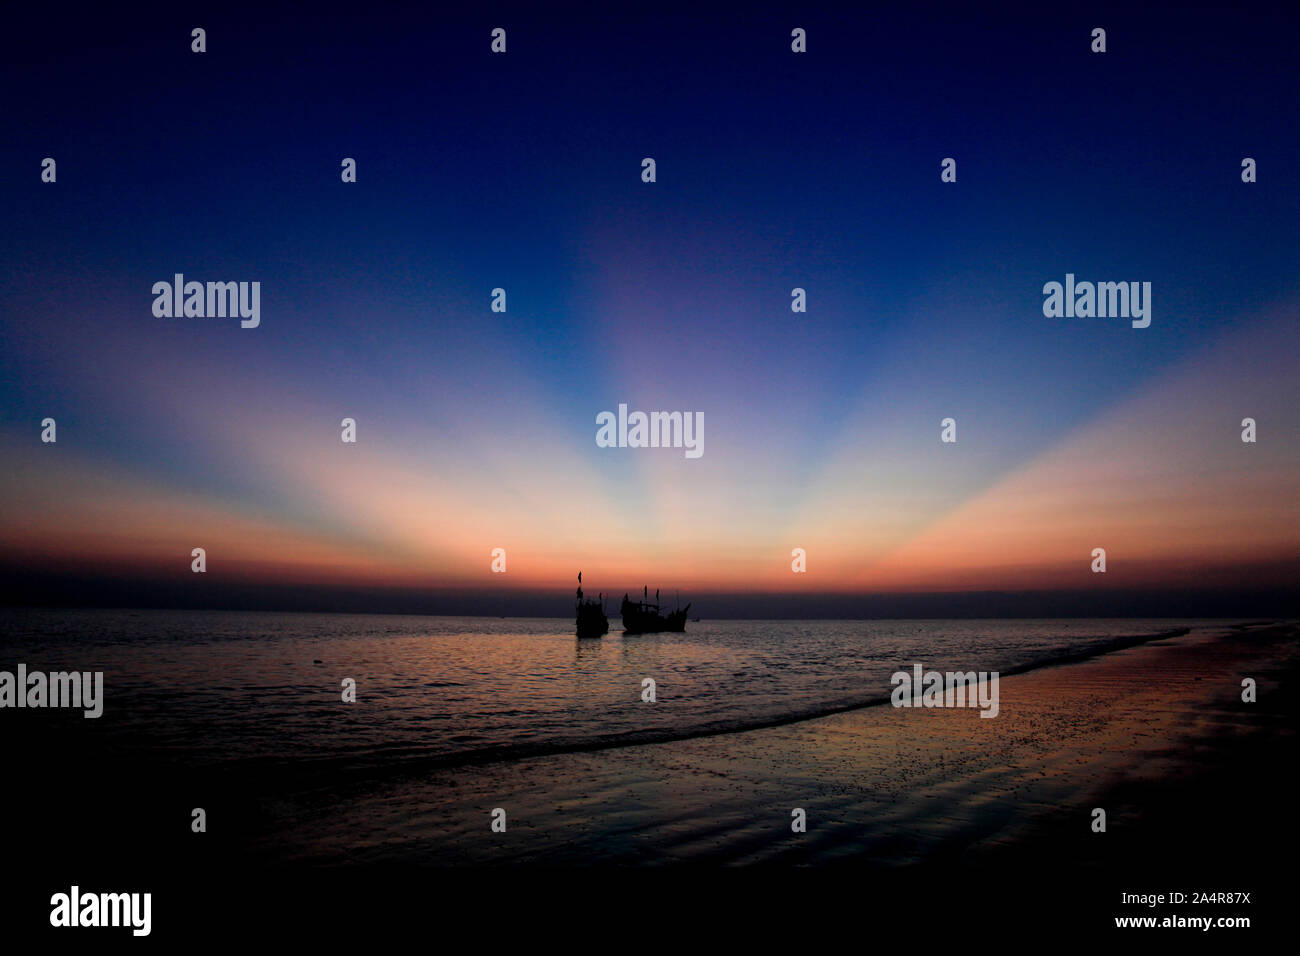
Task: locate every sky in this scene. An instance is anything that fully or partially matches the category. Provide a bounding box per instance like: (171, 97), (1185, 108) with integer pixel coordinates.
(1, 2), (1297, 616)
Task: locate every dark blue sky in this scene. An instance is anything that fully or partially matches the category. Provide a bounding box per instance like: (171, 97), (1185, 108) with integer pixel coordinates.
(2, 2), (1297, 615)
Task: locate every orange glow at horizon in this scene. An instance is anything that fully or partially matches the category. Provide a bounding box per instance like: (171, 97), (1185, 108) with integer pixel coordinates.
(2, 301), (1296, 598)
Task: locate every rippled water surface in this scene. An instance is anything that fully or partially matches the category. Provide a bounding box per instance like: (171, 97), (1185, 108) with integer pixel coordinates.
(0, 609), (1215, 771)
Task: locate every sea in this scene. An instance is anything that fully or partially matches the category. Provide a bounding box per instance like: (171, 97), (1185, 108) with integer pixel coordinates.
(0, 608), (1216, 781)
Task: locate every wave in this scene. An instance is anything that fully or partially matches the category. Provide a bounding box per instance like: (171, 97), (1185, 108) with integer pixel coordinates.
(209, 625), (1194, 793)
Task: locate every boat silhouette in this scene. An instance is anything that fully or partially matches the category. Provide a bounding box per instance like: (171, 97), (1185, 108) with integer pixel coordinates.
(620, 586), (689, 634)
(574, 572), (608, 638)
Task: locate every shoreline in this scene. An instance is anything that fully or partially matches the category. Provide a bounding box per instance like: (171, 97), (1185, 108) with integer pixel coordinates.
(196, 622), (1206, 786)
(8, 619), (1294, 880)
(8, 619), (1294, 941)
(247, 620), (1297, 868)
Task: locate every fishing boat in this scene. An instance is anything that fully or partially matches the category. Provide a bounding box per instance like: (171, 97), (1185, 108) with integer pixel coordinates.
(620, 586), (689, 634)
(574, 572), (608, 638)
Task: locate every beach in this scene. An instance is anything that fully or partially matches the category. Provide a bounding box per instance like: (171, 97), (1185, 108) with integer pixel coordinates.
(7, 617), (1294, 940)
(242, 621), (1296, 872)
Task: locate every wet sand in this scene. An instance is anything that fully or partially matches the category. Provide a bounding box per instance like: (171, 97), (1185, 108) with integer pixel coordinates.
(254, 621), (1298, 871)
(10, 621), (1294, 942)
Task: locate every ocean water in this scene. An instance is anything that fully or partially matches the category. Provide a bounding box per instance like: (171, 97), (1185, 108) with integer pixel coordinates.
(0, 609), (1215, 782)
